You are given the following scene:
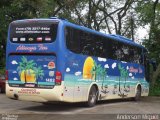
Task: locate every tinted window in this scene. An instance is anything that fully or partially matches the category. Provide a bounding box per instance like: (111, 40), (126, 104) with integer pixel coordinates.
(10, 20), (58, 43)
(110, 41), (142, 64)
(66, 27), (142, 64)
(66, 27), (81, 53)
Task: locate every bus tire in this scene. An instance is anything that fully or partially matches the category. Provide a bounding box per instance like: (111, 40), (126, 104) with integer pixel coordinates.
(86, 86), (98, 107)
(134, 85), (141, 101)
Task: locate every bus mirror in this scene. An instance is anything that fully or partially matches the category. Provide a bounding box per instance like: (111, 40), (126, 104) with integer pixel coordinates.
(150, 59), (157, 71)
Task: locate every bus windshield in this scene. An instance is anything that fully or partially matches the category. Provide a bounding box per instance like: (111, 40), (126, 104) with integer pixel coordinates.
(10, 20), (58, 43)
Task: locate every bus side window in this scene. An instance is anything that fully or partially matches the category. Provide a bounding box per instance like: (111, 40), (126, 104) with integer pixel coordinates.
(81, 31), (93, 56)
(104, 39), (112, 59)
(140, 54), (143, 64)
(111, 41), (122, 61)
(133, 47), (141, 64)
(138, 48), (143, 64)
(95, 41), (105, 58)
(66, 27), (81, 53)
(82, 44), (92, 55)
(66, 26), (143, 65)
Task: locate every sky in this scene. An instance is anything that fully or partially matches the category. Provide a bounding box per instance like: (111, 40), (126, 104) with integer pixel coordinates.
(135, 25), (149, 44)
(75, 1), (150, 45)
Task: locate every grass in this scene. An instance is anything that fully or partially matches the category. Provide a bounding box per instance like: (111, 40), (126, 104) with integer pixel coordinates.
(149, 79), (160, 96)
(0, 67), (5, 75)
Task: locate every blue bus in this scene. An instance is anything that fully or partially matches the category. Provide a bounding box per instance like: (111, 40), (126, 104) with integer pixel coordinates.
(6, 17), (150, 107)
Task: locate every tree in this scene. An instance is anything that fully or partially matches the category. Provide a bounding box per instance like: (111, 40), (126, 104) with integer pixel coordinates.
(0, 0), (47, 71)
(34, 66), (44, 85)
(136, 0), (160, 85)
(91, 60), (108, 94)
(17, 56), (36, 83)
(118, 64), (129, 96)
(62, 0), (137, 38)
(17, 56), (44, 84)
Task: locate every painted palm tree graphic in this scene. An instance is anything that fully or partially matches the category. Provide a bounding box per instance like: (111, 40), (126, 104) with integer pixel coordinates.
(118, 64), (129, 97)
(17, 56), (44, 84)
(34, 66), (44, 85)
(91, 61), (108, 94)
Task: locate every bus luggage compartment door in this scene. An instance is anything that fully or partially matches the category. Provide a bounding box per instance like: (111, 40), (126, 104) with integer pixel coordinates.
(8, 54), (56, 89)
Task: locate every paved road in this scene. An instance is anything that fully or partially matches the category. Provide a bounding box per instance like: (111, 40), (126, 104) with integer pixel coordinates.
(0, 94), (160, 120)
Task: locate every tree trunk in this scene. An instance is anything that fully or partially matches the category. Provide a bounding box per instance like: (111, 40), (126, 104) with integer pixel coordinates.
(149, 0), (159, 43)
(131, 16), (134, 41)
(87, 0), (92, 29)
(151, 63), (160, 86)
(24, 70), (27, 83)
(119, 77), (121, 93)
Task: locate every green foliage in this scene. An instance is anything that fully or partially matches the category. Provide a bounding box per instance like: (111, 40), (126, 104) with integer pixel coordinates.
(17, 56), (36, 75)
(0, 0), (57, 72)
(34, 66), (44, 80)
(136, 1), (155, 25)
(17, 56), (44, 82)
(91, 60), (107, 81)
(149, 79), (160, 96)
(118, 64), (128, 78)
(137, 0), (160, 62)
(136, 0), (160, 89)
(0, 44), (5, 74)
(0, 67), (5, 75)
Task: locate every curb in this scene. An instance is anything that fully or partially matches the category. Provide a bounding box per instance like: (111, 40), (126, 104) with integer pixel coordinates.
(141, 96), (160, 101)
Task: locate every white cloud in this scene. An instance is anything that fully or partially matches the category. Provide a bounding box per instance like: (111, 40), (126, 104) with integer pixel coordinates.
(121, 61), (127, 63)
(75, 71), (81, 76)
(112, 63), (117, 69)
(43, 65), (47, 67)
(98, 57), (107, 62)
(104, 64), (109, 69)
(12, 71), (17, 74)
(66, 68), (70, 72)
(11, 60), (18, 65)
(129, 73), (132, 77)
(13, 77), (18, 80)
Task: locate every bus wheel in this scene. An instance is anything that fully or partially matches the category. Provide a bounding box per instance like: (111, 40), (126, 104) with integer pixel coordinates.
(134, 85), (141, 101)
(86, 86), (98, 107)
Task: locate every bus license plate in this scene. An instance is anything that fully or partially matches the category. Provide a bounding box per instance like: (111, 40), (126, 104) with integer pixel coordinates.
(25, 84), (35, 87)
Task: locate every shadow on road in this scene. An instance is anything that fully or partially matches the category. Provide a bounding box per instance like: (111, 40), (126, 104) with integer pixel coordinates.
(97, 98), (135, 105)
(20, 99), (134, 113)
(20, 102), (86, 113)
